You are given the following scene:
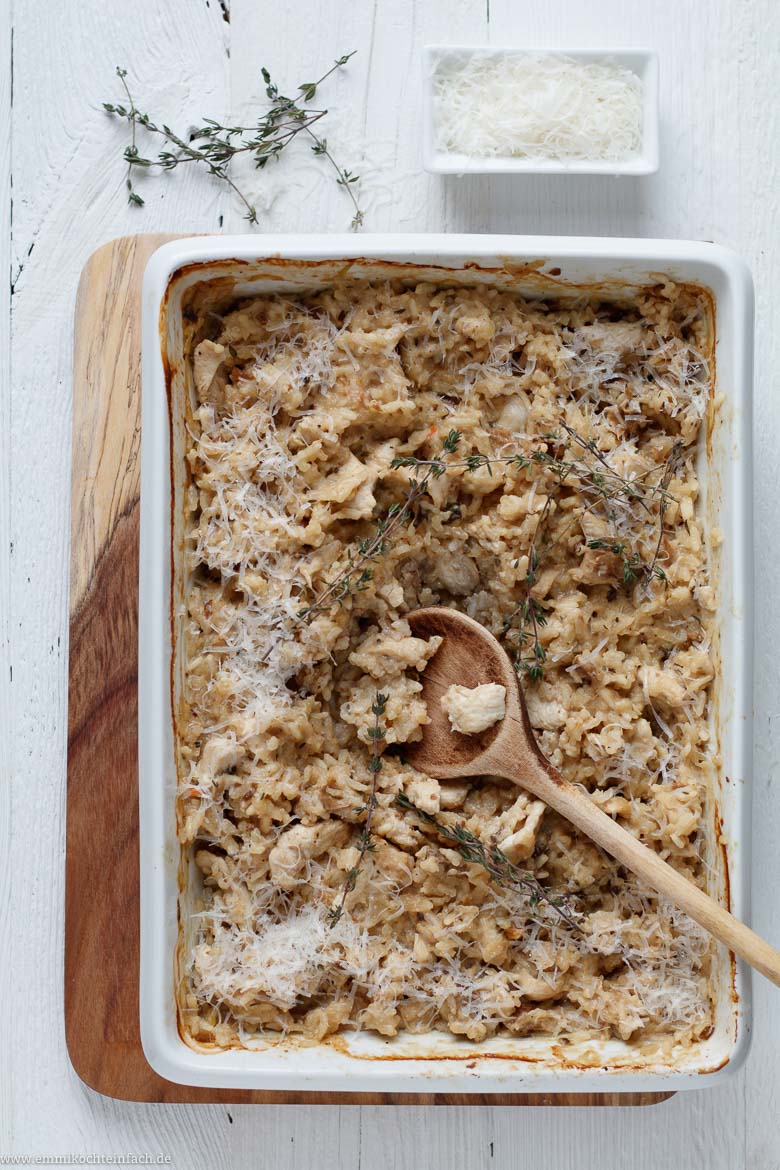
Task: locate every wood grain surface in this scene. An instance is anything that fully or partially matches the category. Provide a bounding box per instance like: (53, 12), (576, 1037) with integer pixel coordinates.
(65, 234), (671, 1106)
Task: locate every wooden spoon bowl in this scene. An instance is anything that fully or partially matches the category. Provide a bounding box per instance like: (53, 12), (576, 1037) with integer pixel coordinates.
(404, 606), (517, 775)
(406, 606), (780, 988)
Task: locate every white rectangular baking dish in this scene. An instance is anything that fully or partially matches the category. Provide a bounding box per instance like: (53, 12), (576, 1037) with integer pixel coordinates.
(422, 47), (659, 175)
(139, 234), (753, 1093)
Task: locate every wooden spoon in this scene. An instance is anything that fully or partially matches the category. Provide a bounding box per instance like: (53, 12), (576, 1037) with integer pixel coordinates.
(406, 606), (780, 987)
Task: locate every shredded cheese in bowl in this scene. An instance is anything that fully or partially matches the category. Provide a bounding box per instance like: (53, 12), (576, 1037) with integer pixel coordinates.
(432, 52), (644, 162)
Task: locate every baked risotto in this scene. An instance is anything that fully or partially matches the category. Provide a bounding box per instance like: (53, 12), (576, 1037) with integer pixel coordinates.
(175, 274), (719, 1049)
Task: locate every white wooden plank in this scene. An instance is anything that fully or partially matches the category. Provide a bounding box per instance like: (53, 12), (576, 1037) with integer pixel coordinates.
(5, 0), (233, 1161)
(0, 0), (12, 1144)
(732, 0), (780, 1159)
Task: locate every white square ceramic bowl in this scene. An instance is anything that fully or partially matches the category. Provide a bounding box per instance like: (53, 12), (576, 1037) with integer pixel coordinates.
(423, 46), (659, 175)
(140, 234), (752, 1093)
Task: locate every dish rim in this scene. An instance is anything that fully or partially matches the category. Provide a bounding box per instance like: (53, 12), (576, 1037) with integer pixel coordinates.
(421, 45), (659, 175)
(139, 233), (753, 1093)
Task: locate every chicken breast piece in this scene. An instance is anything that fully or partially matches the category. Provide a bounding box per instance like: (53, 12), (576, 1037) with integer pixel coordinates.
(193, 339), (228, 403)
(440, 683), (507, 735)
(268, 821), (348, 890)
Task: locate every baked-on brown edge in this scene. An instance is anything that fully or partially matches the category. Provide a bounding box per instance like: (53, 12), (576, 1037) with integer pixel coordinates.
(65, 233), (672, 1104)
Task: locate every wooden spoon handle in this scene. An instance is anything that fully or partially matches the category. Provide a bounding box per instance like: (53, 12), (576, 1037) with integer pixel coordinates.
(512, 760), (780, 987)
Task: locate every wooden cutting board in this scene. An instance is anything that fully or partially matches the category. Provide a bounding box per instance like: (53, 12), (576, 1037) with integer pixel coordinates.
(66, 233), (671, 1105)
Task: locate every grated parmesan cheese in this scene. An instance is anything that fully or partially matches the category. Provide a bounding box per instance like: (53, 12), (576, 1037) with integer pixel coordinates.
(432, 52), (644, 162)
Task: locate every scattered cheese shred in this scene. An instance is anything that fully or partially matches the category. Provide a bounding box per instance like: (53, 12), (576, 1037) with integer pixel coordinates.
(432, 52), (643, 162)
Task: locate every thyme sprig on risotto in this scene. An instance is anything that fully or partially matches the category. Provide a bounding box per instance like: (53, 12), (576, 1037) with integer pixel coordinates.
(585, 539), (664, 587)
(390, 448), (532, 476)
(647, 439), (683, 584)
(328, 692), (387, 927)
(391, 426), (672, 511)
(582, 439), (681, 588)
(395, 794), (580, 931)
(405, 426), (677, 676)
(503, 547), (551, 682)
(297, 426), (677, 669)
(296, 429), (463, 621)
(104, 54), (364, 228)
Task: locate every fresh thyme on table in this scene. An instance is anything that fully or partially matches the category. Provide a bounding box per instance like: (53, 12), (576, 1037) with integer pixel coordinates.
(395, 794), (580, 932)
(328, 692), (387, 927)
(103, 54), (364, 229)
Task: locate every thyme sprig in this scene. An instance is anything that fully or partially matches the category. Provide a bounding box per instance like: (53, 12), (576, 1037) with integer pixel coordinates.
(407, 427), (678, 676)
(296, 426), (678, 680)
(104, 55), (364, 228)
(395, 794), (580, 932)
(583, 439), (681, 588)
(389, 427), (673, 521)
(503, 552), (550, 682)
(647, 440), (683, 584)
(296, 429), (462, 621)
(502, 485), (558, 680)
(328, 692), (387, 927)
(390, 451), (532, 476)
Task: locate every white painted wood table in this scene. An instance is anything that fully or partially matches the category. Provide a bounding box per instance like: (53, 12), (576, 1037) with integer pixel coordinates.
(1, 0), (779, 1165)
